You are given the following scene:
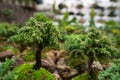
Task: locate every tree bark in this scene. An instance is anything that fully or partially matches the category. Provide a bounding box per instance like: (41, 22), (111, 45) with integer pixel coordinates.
(88, 54), (94, 79)
(33, 45), (43, 70)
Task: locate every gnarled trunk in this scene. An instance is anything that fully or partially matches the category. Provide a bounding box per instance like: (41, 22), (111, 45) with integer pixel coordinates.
(88, 54), (94, 79)
(88, 53), (98, 80)
(33, 45), (43, 70)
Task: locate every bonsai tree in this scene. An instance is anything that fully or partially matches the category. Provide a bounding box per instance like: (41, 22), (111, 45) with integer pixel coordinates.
(64, 27), (117, 79)
(86, 27), (116, 79)
(9, 14), (60, 70)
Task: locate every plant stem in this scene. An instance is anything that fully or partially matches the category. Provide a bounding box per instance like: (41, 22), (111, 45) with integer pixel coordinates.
(88, 53), (94, 79)
(33, 44), (43, 70)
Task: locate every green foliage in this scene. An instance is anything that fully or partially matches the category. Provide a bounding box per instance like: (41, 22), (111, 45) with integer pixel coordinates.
(58, 11), (84, 41)
(64, 34), (88, 68)
(103, 21), (120, 46)
(98, 59), (120, 80)
(52, 1), (61, 14)
(5, 64), (33, 80)
(34, 13), (52, 22)
(89, 9), (95, 27)
(65, 27), (116, 79)
(0, 22), (18, 38)
(24, 49), (35, 62)
(65, 27), (116, 63)
(9, 13), (60, 69)
(102, 21), (120, 58)
(4, 45), (19, 54)
(103, 20), (120, 33)
(58, 11), (77, 27)
(0, 44), (19, 53)
(87, 27), (116, 61)
(0, 59), (14, 80)
(64, 34), (88, 57)
(5, 64), (55, 80)
(64, 26), (76, 34)
(9, 14), (60, 48)
(72, 73), (91, 80)
(33, 68), (55, 80)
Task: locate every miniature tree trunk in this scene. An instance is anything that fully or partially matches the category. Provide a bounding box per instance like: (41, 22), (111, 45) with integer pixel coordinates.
(34, 44), (43, 70)
(88, 54), (94, 78)
(88, 53), (98, 80)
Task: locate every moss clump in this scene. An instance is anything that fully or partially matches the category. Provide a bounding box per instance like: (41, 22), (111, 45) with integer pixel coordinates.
(5, 64), (55, 80)
(72, 73), (91, 80)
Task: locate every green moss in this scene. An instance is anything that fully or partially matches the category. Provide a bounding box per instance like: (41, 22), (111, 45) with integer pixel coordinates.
(33, 68), (55, 80)
(5, 64), (55, 80)
(24, 49), (35, 62)
(72, 73), (91, 80)
(5, 64), (33, 80)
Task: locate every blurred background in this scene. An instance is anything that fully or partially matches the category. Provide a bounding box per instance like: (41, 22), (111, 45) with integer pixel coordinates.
(0, 0), (120, 26)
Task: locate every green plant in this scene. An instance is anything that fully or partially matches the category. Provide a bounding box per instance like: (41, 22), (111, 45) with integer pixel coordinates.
(58, 11), (85, 42)
(5, 64), (55, 80)
(0, 59), (14, 80)
(65, 34), (88, 72)
(65, 34), (88, 56)
(24, 49), (35, 62)
(72, 73), (91, 80)
(9, 13), (60, 70)
(4, 45), (19, 54)
(103, 21), (120, 46)
(58, 11), (77, 28)
(86, 27), (116, 79)
(89, 9), (96, 27)
(102, 21), (120, 58)
(34, 13), (52, 22)
(98, 59), (120, 80)
(33, 68), (55, 80)
(5, 64), (33, 80)
(0, 22), (18, 38)
(64, 27), (116, 79)
(52, 0), (61, 14)
(0, 44), (19, 53)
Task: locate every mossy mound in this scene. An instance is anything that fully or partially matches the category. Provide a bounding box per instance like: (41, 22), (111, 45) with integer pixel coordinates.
(72, 73), (91, 80)
(5, 64), (55, 80)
